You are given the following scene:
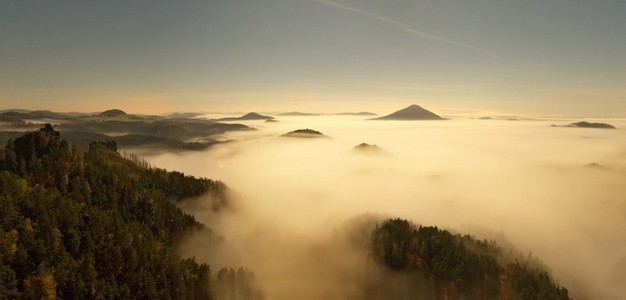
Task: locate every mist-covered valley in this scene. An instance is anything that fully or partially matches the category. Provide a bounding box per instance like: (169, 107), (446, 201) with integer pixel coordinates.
(128, 115), (626, 299)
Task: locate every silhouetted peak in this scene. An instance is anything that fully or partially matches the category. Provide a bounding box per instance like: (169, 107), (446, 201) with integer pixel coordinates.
(373, 104), (443, 120)
(242, 112), (263, 118)
(238, 112), (274, 120)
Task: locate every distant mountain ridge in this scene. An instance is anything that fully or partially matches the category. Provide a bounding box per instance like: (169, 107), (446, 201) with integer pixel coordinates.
(373, 104), (443, 120)
(0, 110), (75, 120)
(0, 108), (253, 151)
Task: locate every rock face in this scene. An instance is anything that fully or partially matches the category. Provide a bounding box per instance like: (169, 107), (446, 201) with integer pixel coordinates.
(280, 129), (327, 138)
(372, 104), (443, 120)
(564, 121), (616, 129)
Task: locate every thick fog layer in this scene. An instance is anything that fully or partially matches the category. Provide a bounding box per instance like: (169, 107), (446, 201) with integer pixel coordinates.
(135, 116), (626, 299)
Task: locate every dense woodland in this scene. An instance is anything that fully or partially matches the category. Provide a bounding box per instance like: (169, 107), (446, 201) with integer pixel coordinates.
(370, 219), (570, 299)
(0, 125), (257, 299)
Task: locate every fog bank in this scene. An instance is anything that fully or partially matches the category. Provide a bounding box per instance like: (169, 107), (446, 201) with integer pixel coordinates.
(134, 116), (626, 299)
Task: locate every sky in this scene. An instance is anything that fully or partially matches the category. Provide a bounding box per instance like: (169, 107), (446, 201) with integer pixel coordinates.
(1, 0), (625, 116)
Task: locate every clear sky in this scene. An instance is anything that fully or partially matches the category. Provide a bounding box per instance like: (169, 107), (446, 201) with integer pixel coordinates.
(1, 0), (625, 116)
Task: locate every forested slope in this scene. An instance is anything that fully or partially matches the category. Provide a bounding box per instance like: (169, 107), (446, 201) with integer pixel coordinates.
(369, 219), (570, 299)
(0, 125), (227, 299)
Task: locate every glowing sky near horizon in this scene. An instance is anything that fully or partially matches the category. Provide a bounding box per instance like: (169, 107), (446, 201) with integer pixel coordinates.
(1, 0), (625, 116)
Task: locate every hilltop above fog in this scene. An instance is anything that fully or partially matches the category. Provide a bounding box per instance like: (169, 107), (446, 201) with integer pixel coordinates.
(372, 104), (444, 120)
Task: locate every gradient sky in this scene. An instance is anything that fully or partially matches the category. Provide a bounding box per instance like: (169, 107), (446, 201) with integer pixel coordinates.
(1, 0), (625, 116)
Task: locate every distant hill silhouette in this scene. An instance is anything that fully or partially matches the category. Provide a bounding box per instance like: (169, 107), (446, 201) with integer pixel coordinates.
(372, 104), (443, 120)
(99, 109), (128, 117)
(81, 109), (145, 121)
(279, 112), (322, 116)
(281, 129), (327, 138)
(552, 121), (616, 129)
(215, 112), (274, 121)
(0, 110), (74, 120)
(0, 109), (31, 114)
(352, 143), (387, 155)
(165, 112), (203, 119)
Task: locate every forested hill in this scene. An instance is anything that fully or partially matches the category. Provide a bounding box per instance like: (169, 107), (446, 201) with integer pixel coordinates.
(370, 219), (570, 299)
(0, 125), (228, 298)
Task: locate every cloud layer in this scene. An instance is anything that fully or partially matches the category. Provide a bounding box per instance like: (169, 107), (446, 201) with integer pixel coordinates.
(136, 116), (626, 299)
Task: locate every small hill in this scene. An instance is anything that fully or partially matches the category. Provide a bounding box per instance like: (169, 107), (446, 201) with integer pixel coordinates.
(353, 143), (386, 155)
(556, 121), (616, 129)
(239, 112), (273, 120)
(82, 109), (144, 122)
(372, 104), (443, 120)
(280, 129), (327, 138)
(99, 109), (127, 117)
(215, 112), (274, 121)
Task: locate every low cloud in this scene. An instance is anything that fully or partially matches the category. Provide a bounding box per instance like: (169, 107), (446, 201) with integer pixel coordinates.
(136, 116), (626, 299)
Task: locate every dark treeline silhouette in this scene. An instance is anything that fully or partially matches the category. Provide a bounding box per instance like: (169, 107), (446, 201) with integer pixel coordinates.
(0, 125), (255, 299)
